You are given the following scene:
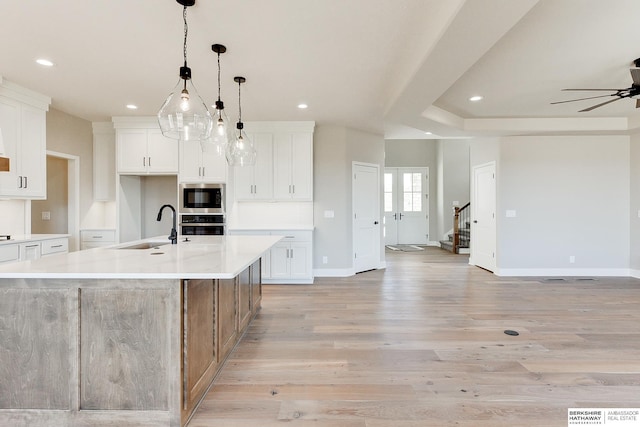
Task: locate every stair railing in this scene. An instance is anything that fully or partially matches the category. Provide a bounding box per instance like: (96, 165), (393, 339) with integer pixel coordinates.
(453, 202), (470, 254)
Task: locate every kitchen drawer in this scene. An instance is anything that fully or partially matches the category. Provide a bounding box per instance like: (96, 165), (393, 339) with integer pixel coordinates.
(80, 229), (116, 250)
(0, 244), (19, 263)
(270, 230), (312, 242)
(41, 238), (69, 256)
(81, 229), (116, 242)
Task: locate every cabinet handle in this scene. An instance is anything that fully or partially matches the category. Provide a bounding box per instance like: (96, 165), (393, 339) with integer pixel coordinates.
(148, 157), (151, 167)
(143, 157), (146, 167)
(202, 167), (205, 176)
(92, 236), (103, 239)
(292, 184), (295, 194)
(51, 244), (63, 248)
(290, 248), (294, 258)
(24, 176), (28, 188)
(18, 176), (22, 189)
(25, 244), (39, 248)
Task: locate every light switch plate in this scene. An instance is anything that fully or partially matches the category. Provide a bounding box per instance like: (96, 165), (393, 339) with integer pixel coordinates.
(42, 211), (51, 221)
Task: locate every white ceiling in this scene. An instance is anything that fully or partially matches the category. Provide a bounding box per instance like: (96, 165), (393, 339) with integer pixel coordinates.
(2, 0), (640, 139)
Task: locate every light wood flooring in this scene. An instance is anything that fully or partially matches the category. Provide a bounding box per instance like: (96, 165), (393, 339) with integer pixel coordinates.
(188, 247), (640, 426)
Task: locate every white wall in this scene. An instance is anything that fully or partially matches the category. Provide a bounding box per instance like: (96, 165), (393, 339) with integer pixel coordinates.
(497, 135), (630, 273)
(629, 132), (640, 274)
(313, 125), (385, 275)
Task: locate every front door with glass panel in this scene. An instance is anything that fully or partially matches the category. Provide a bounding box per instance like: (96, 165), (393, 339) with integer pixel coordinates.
(384, 167), (429, 245)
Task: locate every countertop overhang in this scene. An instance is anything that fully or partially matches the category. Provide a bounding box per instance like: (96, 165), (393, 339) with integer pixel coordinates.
(0, 235), (281, 279)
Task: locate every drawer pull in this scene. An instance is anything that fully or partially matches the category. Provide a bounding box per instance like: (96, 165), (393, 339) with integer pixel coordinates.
(51, 245), (63, 248)
(92, 236), (103, 238)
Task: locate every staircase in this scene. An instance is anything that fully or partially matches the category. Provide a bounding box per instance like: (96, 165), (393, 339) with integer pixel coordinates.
(440, 202), (470, 254)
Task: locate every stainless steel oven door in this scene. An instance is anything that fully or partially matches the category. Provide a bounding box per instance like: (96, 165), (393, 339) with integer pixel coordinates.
(180, 224), (225, 236)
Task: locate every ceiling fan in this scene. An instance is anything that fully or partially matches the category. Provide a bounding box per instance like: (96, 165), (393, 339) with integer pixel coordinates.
(551, 60), (640, 112)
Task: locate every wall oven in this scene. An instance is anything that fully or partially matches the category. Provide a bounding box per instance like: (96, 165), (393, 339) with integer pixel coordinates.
(179, 183), (225, 214)
(180, 214), (225, 236)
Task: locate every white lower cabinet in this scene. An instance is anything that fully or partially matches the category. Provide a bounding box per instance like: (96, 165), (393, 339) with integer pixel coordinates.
(80, 229), (116, 250)
(41, 238), (69, 256)
(19, 242), (41, 261)
(0, 244), (19, 264)
(228, 229), (313, 284)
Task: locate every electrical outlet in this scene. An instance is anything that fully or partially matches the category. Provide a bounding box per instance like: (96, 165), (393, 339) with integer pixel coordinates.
(322, 256), (328, 264)
(41, 211), (51, 221)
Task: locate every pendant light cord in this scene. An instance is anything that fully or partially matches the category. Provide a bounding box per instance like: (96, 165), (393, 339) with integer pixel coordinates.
(217, 53), (222, 102)
(238, 79), (242, 124)
(182, 6), (188, 67)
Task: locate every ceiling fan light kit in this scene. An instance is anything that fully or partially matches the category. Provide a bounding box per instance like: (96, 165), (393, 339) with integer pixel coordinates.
(552, 60), (640, 112)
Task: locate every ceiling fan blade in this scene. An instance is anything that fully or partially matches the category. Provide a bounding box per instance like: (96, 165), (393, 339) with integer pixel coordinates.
(578, 96), (624, 112)
(550, 94), (615, 105)
(632, 68), (640, 85)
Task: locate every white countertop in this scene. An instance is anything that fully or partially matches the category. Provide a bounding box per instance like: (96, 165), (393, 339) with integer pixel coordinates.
(0, 235), (281, 280)
(0, 234), (70, 246)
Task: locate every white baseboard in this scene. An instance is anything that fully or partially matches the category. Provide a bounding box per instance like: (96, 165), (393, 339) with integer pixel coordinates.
(314, 261), (387, 278)
(494, 268), (631, 277)
(313, 267), (355, 277)
(629, 269), (640, 279)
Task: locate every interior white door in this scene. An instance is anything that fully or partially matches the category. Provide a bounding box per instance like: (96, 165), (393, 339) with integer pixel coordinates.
(353, 163), (380, 273)
(384, 167), (429, 245)
(472, 162), (496, 272)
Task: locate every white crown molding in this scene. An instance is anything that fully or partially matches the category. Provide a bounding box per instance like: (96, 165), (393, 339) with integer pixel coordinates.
(0, 77), (51, 111)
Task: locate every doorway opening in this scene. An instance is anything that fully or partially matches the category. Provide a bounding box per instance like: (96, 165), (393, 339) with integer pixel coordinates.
(30, 151), (80, 251)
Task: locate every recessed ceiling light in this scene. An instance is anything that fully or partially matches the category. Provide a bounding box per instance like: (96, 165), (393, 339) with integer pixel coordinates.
(425, 131), (432, 135)
(36, 58), (54, 67)
(297, 103), (308, 109)
(469, 95), (483, 102)
(126, 104), (138, 110)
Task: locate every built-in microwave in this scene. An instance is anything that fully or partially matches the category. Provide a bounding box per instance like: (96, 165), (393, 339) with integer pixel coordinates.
(179, 183), (225, 214)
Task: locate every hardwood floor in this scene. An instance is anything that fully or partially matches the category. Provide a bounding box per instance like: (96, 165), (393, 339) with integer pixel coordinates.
(188, 248), (640, 426)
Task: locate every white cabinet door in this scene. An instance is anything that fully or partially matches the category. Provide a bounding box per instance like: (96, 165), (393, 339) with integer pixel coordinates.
(201, 148), (226, 182)
(179, 141), (203, 182)
(0, 244), (19, 264)
(147, 129), (178, 173)
(117, 129), (148, 173)
(0, 97), (20, 195)
(289, 242), (310, 278)
(19, 105), (46, 198)
(19, 242), (41, 261)
(290, 133), (313, 200)
(93, 125), (116, 201)
(273, 134), (291, 200)
(269, 243), (290, 279)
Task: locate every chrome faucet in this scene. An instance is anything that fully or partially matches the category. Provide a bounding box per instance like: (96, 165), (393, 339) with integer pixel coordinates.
(156, 204), (177, 244)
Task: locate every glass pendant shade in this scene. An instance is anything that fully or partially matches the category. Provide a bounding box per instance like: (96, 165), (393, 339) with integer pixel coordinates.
(158, 76), (212, 141)
(226, 127), (256, 167)
(201, 102), (230, 154)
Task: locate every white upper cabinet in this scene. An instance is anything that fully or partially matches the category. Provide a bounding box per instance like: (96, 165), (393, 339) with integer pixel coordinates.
(273, 132), (313, 201)
(179, 141), (226, 183)
(234, 132), (274, 200)
(0, 80), (50, 199)
(113, 117), (178, 174)
(234, 122), (314, 202)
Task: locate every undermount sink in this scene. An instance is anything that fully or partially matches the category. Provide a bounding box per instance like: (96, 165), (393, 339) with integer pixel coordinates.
(116, 241), (170, 250)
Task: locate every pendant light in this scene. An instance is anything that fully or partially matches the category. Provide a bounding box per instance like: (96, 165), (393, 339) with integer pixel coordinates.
(201, 44), (230, 154)
(157, 0), (212, 141)
(226, 76), (256, 166)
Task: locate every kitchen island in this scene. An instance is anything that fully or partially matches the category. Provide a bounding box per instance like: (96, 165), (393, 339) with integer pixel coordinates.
(0, 235), (281, 427)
